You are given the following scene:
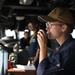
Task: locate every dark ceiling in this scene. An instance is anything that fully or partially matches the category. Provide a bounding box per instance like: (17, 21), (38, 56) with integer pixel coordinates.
(0, 0), (75, 30)
(1, 0), (75, 16)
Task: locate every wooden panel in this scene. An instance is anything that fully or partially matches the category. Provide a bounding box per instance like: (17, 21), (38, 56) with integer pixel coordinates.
(8, 69), (36, 75)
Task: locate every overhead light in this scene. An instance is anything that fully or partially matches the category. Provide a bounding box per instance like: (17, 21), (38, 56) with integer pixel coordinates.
(16, 16), (25, 20)
(19, 0), (34, 5)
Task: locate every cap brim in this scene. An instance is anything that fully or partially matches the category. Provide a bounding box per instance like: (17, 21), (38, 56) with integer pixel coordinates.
(38, 16), (57, 22)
